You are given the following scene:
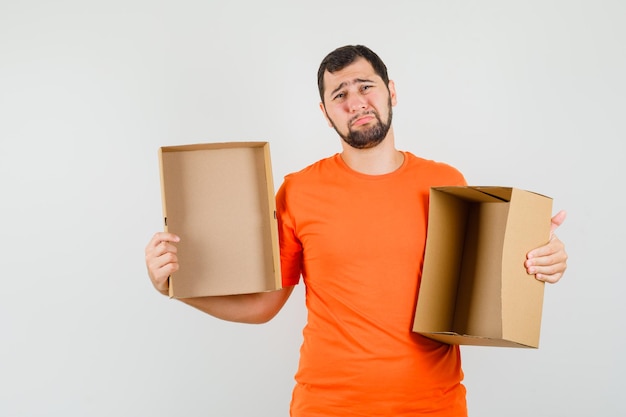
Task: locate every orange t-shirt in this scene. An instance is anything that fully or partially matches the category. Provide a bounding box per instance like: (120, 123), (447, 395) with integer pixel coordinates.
(276, 152), (468, 417)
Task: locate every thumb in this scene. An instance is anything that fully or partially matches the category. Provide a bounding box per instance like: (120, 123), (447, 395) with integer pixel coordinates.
(550, 210), (567, 234)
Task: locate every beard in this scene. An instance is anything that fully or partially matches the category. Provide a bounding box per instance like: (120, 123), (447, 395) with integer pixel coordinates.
(330, 98), (393, 150)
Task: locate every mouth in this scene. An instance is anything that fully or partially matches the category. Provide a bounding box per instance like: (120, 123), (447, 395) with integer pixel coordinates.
(350, 112), (376, 127)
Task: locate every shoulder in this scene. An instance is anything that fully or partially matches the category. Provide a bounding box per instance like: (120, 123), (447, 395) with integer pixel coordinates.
(281, 154), (340, 189)
(276, 154), (340, 207)
(403, 152), (467, 186)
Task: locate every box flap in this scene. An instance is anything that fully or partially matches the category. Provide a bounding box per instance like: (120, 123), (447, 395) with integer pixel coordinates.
(500, 188), (552, 347)
(473, 186), (513, 201)
(418, 332), (537, 348)
(413, 189), (468, 332)
(433, 186), (512, 203)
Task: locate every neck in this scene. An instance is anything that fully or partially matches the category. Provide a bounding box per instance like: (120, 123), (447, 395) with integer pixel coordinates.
(340, 128), (404, 175)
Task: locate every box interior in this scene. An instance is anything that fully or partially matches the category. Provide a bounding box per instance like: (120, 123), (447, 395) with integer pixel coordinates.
(453, 201), (508, 338)
(160, 142), (281, 298)
(413, 186), (551, 348)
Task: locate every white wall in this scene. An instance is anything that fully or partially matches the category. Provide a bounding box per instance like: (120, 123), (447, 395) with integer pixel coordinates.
(1, 1), (624, 416)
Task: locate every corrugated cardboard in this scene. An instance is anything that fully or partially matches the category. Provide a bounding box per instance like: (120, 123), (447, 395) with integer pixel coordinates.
(412, 186), (553, 348)
(159, 142), (281, 298)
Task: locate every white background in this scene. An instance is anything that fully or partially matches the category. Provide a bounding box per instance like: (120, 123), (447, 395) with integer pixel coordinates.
(1, 1), (624, 416)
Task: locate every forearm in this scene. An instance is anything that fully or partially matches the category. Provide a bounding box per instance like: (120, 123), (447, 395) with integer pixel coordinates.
(177, 286), (294, 324)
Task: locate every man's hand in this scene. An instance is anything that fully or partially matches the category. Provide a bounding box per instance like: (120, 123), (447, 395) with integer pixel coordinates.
(145, 232), (180, 295)
(525, 210), (568, 283)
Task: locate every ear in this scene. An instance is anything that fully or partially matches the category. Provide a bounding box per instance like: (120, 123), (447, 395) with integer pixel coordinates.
(388, 80), (397, 107)
(319, 102), (333, 127)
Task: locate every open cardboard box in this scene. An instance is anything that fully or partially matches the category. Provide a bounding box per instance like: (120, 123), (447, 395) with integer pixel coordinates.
(412, 186), (553, 348)
(159, 142), (282, 298)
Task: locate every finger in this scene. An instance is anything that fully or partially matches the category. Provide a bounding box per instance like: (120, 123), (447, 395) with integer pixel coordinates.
(533, 257), (567, 283)
(147, 232), (180, 250)
(148, 254), (179, 288)
(150, 250), (178, 271)
(152, 240), (178, 258)
(525, 250), (568, 283)
(526, 245), (567, 269)
(145, 244), (176, 276)
(535, 270), (564, 284)
(145, 234), (180, 263)
(550, 210), (567, 233)
(527, 234), (564, 260)
(155, 262), (179, 283)
(145, 241), (179, 283)
(528, 263), (567, 283)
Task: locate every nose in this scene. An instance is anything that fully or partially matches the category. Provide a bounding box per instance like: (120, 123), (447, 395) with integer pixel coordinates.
(347, 95), (367, 112)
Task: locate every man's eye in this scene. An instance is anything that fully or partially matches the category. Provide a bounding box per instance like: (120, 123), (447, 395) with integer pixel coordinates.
(333, 92), (345, 100)
(361, 85), (372, 91)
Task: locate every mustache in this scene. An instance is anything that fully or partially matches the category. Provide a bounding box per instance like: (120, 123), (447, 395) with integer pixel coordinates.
(349, 110), (378, 126)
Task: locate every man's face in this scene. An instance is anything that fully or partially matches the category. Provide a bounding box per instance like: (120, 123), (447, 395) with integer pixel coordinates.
(320, 58), (396, 149)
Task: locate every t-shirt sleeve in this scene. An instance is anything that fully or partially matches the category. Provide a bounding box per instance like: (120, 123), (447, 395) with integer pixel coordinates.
(438, 162), (467, 187)
(275, 179), (303, 286)
(455, 170), (467, 186)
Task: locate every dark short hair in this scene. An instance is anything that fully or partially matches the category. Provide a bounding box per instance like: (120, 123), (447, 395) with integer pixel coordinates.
(317, 45), (390, 103)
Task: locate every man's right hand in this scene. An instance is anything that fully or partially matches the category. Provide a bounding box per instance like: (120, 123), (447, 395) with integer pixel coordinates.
(145, 232), (180, 295)
(144, 231), (293, 323)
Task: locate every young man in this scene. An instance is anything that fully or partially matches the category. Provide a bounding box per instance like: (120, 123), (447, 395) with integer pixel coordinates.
(145, 45), (568, 416)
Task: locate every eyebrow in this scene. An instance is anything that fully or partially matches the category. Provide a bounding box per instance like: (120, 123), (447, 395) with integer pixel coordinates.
(329, 78), (376, 97)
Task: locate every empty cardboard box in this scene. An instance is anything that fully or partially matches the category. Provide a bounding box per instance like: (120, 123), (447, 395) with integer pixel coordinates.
(412, 186), (553, 348)
(159, 142), (281, 298)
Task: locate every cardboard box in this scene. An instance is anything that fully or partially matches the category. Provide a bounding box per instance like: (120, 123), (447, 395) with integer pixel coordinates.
(412, 186), (553, 348)
(159, 142), (281, 298)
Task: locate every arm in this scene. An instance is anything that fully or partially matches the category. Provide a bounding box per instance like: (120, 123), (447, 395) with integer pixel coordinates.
(145, 232), (293, 324)
(525, 210), (568, 283)
(181, 287), (294, 324)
